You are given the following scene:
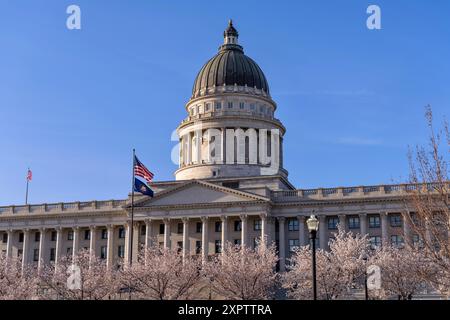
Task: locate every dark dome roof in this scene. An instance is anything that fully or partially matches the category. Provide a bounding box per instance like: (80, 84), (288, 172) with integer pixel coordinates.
(192, 21), (270, 97)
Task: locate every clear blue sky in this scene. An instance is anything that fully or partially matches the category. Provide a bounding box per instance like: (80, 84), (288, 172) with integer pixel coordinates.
(0, 0), (449, 205)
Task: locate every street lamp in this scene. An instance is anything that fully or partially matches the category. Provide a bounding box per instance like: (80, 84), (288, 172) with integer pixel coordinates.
(363, 254), (369, 300)
(306, 214), (319, 300)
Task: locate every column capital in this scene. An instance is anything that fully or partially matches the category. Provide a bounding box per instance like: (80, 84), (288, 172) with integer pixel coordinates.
(359, 212), (367, 217)
(39, 227), (46, 232)
(72, 226), (80, 231)
(239, 214), (248, 221)
(23, 228), (30, 234)
(163, 218), (171, 224)
(297, 215), (306, 222)
(182, 217), (190, 223)
(106, 224), (115, 230)
(200, 216), (209, 223)
(144, 218), (153, 225)
(259, 213), (268, 220)
(277, 216), (286, 223)
(220, 215), (228, 222)
(318, 215), (326, 222)
(89, 225), (97, 231)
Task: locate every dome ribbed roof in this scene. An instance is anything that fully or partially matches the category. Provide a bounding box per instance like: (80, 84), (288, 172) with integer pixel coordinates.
(192, 21), (270, 97)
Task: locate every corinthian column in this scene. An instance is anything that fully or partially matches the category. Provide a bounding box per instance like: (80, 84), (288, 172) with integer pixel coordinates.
(319, 216), (327, 250)
(278, 217), (286, 272)
(163, 219), (171, 249)
(38, 228), (46, 272)
(201, 216), (209, 263)
(240, 214), (248, 247)
(182, 218), (190, 259)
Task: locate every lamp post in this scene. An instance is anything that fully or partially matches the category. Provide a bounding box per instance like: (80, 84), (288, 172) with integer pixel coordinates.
(363, 254), (369, 300)
(306, 214), (319, 300)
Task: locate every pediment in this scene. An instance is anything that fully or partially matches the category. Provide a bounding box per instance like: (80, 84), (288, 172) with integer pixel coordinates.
(131, 180), (269, 207)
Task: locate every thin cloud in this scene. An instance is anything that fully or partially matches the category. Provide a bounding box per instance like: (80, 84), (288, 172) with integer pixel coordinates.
(336, 137), (383, 146)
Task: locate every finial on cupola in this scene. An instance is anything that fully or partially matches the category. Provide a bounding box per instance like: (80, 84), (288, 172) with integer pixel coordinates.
(223, 19), (239, 45)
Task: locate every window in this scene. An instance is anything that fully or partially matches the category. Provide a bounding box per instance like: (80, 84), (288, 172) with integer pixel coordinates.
(348, 216), (360, 229)
(391, 235), (404, 248)
(51, 231), (57, 242)
(328, 217), (339, 230)
(118, 245), (125, 258)
(250, 104), (255, 110)
(390, 215), (402, 227)
(289, 239), (300, 252)
(159, 224), (165, 235)
(118, 227), (125, 239)
(215, 102), (222, 110)
(49, 248), (55, 261)
(205, 103), (211, 112)
(141, 225), (146, 236)
(215, 240), (222, 254)
(288, 218), (299, 231)
(101, 229), (108, 240)
(84, 230), (90, 240)
(215, 221), (222, 233)
(254, 219), (262, 231)
(100, 246), (107, 259)
(195, 241), (202, 254)
(68, 230), (74, 241)
(67, 247), (73, 255)
(17, 249), (23, 257)
(369, 215), (381, 228)
(19, 233), (24, 243)
(2, 233), (7, 243)
(35, 232), (40, 242)
(177, 223), (183, 234)
(196, 222), (202, 233)
(234, 221), (242, 232)
(369, 236), (382, 249)
(253, 238), (258, 248)
(222, 181), (239, 189)
(239, 102), (245, 109)
(234, 239), (241, 246)
(413, 234), (424, 248)
(177, 241), (183, 253)
(33, 249), (39, 262)
(228, 102), (233, 109)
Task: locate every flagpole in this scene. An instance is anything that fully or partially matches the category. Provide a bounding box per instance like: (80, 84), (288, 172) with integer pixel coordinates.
(25, 168), (29, 205)
(130, 149), (135, 267)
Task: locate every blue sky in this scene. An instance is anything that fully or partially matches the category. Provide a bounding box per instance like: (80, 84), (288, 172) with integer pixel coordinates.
(0, 0), (449, 205)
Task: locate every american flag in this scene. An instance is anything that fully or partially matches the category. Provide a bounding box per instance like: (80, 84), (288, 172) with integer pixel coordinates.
(27, 169), (32, 181)
(134, 156), (154, 184)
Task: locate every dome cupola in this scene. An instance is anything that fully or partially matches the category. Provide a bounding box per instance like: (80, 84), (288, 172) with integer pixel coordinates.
(192, 20), (270, 98)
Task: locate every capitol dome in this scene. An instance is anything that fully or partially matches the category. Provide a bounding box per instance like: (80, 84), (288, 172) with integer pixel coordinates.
(192, 20), (270, 98)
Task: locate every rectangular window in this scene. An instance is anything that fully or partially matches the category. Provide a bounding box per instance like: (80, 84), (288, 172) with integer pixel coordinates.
(234, 220), (242, 232)
(177, 241), (183, 253)
(118, 245), (125, 258)
(215, 221), (222, 233)
(228, 102), (233, 109)
(328, 217), (339, 230)
(35, 232), (40, 242)
(51, 231), (57, 242)
(215, 102), (222, 110)
(19, 233), (24, 243)
(2, 233), (7, 243)
(49, 248), (55, 261)
(84, 230), (90, 240)
(391, 235), (404, 248)
(196, 222), (202, 233)
(215, 240), (222, 254)
(100, 246), (107, 259)
(369, 236), (382, 249)
(141, 225), (146, 236)
(390, 214), (402, 227)
(118, 227), (125, 239)
(254, 219), (262, 231)
(369, 215), (381, 228)
(239, 102), (245, 109)
(101, 229), (108, 240)
(17, 249), (23, 257)
(33, 249), (39, 261)
(205, 103), (211, 112)
(195, 241), (202, 254)
(67, 247), (73, 255)
(348, 216), (360, 229)
(250, 104), (255, 110)
(288, 239), (300, 252)
(159, 224), (165, 235)
(67, 230), (74, 241)
(177, 223), (183, 234)
(234, 239), (241, 246)
(288, 218), (299, 231)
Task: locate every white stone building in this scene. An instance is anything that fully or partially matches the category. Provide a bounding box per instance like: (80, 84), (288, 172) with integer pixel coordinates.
(0, 21), (417, 272)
